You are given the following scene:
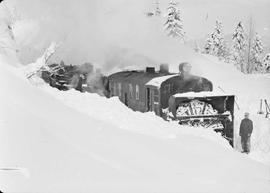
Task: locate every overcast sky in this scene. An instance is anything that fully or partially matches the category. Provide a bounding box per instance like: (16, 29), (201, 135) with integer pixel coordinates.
(8, 0), (270, 36)
(4, 0), (270, 69)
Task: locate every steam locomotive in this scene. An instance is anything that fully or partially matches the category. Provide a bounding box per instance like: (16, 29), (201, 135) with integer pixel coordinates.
(41, 61), (235, 145)
(106, 63), (235, 146)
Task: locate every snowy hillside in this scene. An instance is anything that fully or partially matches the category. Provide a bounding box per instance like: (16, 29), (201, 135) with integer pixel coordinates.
(1, 0), (270, 192)
(1, 54), (270, 192)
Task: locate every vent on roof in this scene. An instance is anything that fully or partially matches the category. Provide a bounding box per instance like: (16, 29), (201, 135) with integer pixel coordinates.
(159, 63), (169, 73)
(146, 67), (155, 73)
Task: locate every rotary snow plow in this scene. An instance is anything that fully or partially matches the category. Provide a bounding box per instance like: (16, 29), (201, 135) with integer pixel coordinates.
(168, 92), (235, 146)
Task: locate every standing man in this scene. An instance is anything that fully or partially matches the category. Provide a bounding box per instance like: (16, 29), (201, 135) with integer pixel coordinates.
(239, 112), (253, 153)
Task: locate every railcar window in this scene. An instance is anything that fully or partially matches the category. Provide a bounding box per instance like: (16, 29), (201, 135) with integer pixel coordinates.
(154, 89), (159, 102)
(110, 82), (114, 96)
(135, 84), (139, 100)
(154, 96), (159, 102)
(129, 84), (133, 98)
(118, 83), (121, 97)
(113, 82), (117, 96)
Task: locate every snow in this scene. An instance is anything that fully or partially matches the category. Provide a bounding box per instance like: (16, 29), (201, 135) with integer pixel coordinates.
(0, 6), (19, 66)
(42, 84), (230, 146)
(146, 74), (178, 87)
(23, 42), (58, 79)
(1, 1), (270, 191)
(1, 55), (270, 192)
(173, 91), (234, 98)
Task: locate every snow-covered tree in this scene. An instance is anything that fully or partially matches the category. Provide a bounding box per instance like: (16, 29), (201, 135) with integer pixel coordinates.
(155, 1), (162, 16)
(212, 20), (228, 58)
(25, 42), (59, 81)
(250, 33), (264, 73)
(164, 1), (185, 39)
(232, 22), (246, 72)
(204, 34), (214, 54)
(263, 53), (270, 73)
(256, 53), (270, 73)
(203, 20), (228, 60)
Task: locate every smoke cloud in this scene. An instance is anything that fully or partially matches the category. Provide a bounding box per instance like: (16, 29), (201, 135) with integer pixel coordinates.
(5, 0), (270, 74)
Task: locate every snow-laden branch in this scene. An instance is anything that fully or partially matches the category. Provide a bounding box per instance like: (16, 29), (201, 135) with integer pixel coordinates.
(25, 42), (59, 80)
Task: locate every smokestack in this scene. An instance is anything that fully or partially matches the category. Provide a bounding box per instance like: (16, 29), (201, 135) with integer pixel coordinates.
(146, 67), (155, 73)
(159, 63), (169, 73)
(79, 63), (94, 74)
(179, 62), (192, 78)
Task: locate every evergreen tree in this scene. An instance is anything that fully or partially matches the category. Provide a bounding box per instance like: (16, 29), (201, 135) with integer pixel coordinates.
(212, 20), (227, 59)
(251, 33), (264, 73)
(232, 22), (246, 72)
(164, 1), (185, 39)
(203, 20), (228, 60)
(223, 41), (231, 63)
(155, 1), (161, 16)
(204, 33), (214, 54)
(257, 53), (270, 73)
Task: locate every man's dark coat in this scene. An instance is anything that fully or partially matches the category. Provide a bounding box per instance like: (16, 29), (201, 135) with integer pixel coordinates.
(239, 118), (253, 137)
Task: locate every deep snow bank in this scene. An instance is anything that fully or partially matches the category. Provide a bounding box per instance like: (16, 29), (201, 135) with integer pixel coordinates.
(1, 57), (270, 193)
(43, 87), (232, 148)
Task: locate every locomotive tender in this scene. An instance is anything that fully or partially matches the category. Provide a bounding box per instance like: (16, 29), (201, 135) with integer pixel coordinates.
(107, 63), (235, 145)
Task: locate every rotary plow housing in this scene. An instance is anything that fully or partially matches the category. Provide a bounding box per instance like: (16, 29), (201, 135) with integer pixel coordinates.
(168, 94), (235, 146)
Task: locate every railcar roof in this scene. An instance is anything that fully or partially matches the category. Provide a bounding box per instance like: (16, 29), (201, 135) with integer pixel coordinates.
(108, 71), (172, 85)
(173, 91), (235, 98)
(146, 74), (178, 88)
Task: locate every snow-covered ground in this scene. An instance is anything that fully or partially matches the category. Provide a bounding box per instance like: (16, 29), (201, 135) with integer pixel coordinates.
(1, 49), (270, 192)
(1, 1), (270, 192)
